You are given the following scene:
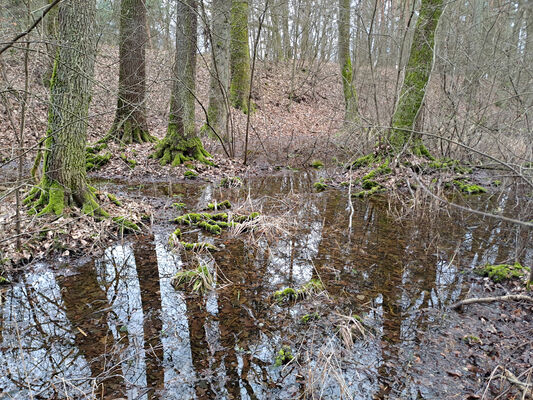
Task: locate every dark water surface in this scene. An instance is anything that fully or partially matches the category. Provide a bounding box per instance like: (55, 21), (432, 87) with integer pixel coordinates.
(1, 173), (531, 399)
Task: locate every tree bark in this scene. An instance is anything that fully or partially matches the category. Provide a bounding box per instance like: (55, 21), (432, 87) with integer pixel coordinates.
(389, 0), (444, 157)
(25, 0), (105, 216)
(152, 0), (211, 166)
(108, 0), (153, 144)
(206, 0), (231, 140)
(230, 0), (251, 113)
(338, 0), (358, 125)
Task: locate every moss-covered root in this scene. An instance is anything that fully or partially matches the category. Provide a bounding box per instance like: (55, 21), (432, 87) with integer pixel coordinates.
(113, 216), (140, 234)
(105, 119), (156, 144)
(24, 180), (108, 217)
(152, 134), (213, 167)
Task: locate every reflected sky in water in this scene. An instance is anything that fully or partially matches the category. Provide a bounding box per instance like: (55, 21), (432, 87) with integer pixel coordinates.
(1, 173), (530, 399)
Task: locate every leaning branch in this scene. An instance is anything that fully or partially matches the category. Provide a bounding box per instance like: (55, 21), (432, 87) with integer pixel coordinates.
(451, 294), (533, 310)
(0, 0), (63, 57)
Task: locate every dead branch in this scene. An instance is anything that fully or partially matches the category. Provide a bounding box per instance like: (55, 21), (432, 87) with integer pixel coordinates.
(451, 294), (533, 310)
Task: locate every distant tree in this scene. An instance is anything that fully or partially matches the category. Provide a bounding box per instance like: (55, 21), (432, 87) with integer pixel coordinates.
(107, 0), (154, 144)
(25, 0), (104, 216)
(206, 0), (231, 140)
(152, 0), (212, 165)
(338, 0), (358, 125)
(389, 0), (444, 156)
(230, 0), (251, 113)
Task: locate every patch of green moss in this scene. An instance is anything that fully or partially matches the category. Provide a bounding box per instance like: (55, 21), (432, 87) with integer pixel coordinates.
(310, 160), (324, 169)
(180, 241), (218, 251)
(349, 154), (375, 169)
(107, 193), (122, 207)
(173, 264), (214, 293)
(207, 200), (232, 210)
(475, 262), (529, 282)
(232, 212), (260, 223)
(492, 180), (501, 187)
(314, 179), (327, 192)
(113, 216), (140, 234)
(119, 153), (137, 169)
(463, 335), (482, 345)
(273, 279), (324, 304)
(0, 275), (10, 285)
(211, 212), (229, 221)
(197, 220), (222, 235)
(184, 170), (198, 179)
(301, 312), (320, 324)
(352, 185), (384, 198)
(86, 143), (108, 154)
(274, 346), (294, 367)
(86, 152), (111, 171)
(453, 179), (487, 194)
(172, 202), (186, 210)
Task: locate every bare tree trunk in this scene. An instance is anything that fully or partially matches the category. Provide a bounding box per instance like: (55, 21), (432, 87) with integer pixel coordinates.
(25, 0), (105, 216)
(42, 0), (58, 85)
(206, 0), (231, 140)
(389, 0), (444, 157)
(152, 0), (212, 166)
(108, 0), (154, 144)
(338, 0), (358, 125)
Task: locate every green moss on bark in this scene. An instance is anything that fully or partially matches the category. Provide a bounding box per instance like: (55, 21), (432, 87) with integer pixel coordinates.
(230, 0), (251, 113)
(152, 129), (213, 166)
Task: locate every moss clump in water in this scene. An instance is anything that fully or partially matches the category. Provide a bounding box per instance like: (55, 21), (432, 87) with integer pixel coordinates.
(310, 160), (324, 169)
(274, 346), (294, 367)
(273, 279), (324, 304)
(314, 179), (327, 192)
(475, 262), (529, 282)
(173, 264), (214, 293)
(179, 241), (218, 251)
(207, 200), (232, 210)
(301, 312), (320, 324)
(220, 176), (243, 187)
(453, 179), (487, 194)
(172, 202), (186, 211)
(197, 220), (222, 234)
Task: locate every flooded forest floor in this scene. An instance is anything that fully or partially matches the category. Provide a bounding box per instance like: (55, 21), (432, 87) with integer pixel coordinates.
(1, 170), (532, 399)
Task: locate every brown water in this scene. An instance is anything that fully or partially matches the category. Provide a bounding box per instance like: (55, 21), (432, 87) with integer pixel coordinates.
(0, 173), (530, 399)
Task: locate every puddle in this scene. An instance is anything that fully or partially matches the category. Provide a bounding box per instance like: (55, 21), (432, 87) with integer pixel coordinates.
(1, 173), (531, 399)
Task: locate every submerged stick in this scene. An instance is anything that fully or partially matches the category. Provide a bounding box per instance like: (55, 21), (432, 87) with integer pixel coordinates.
(451, 294), (533, 310)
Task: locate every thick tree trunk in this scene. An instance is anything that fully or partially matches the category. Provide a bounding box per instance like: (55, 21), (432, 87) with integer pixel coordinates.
(230, 0), (251, 113)
(206, 0), (231, 140)
(338, 0), (358, 125)
(108, 0), (153, 144)
(389, 0), (444, 156)
(153, 0), (211, 166)
(25, 0), (104, 216)
(42, 0), (58, 85)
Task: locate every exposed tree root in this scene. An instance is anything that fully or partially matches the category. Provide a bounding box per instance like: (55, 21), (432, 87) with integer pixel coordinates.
(24, 179), (108, 217)
(104, 119), (156, 144)
(451, 294), (533, 310)
(152, 136), (213, 166)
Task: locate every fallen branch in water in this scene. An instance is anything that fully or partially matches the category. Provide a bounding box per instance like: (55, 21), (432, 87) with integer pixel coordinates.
(451, 294), (533, 310)
(502, 369), (533, 398)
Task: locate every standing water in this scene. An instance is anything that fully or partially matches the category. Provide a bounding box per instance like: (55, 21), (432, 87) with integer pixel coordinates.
(0, 173), (529, 399)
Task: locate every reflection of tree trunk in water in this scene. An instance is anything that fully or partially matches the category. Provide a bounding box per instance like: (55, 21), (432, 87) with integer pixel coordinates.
(214, 240), (265, 399)
(133, 236), (164, 398)
(59, 262), (124, 397)
(185, 295), (215, 399)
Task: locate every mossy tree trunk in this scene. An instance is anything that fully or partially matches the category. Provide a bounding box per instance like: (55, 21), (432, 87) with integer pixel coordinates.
(42, 0), (59, 86)
(25, 0), (105, 217)
(230, 0), (251, 113)
(206, 0), (231, 140)
(389, 0), (444, 157)
(338, 0), (358, 125)
(108, 0), (153, 144)
(152, 0), (211, 166)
